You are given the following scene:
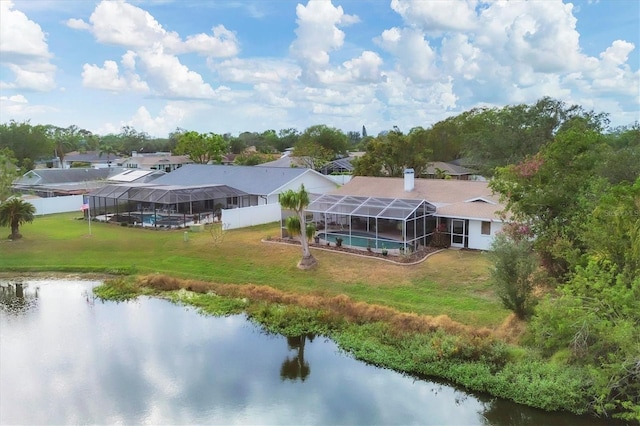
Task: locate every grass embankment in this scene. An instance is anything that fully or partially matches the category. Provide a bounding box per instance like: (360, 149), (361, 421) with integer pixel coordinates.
(0, 213), (598, 416)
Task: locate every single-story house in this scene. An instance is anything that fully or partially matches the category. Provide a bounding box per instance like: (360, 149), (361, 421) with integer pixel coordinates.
(121, 151), (193, 172)
(422, 161), (479, 180)
(86, 164), (338, 229)
(12, 167), (164, 215)
(304, 169), (505, 251)
(61, 151), (124, 169)
(12, 167), (162, 197)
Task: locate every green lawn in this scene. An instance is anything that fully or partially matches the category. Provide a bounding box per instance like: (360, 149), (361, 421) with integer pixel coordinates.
(0, 212), (509, 327)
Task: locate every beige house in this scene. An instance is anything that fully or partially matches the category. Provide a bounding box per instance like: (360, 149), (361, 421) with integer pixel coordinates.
(325, 170), (506, 250)
(121, 152), (193, 172)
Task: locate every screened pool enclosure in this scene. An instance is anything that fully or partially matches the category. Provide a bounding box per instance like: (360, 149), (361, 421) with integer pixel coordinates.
(87, 183), (251, 228)
(283, 194), (437, 253)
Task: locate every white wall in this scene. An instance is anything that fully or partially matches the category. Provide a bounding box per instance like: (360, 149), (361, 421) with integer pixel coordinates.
(221, 203), (281, 230)
(326, 175), (352, 185)
(24, 195), (84, 215)
(467, 219), (504, 250)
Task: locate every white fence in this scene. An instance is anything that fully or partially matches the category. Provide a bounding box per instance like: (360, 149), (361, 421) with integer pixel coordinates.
(24, 195), (84, 215)
(221, 203), (281, 230)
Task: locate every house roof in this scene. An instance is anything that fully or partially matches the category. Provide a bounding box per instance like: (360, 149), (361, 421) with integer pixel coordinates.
(122, 154), (192, 167)
(424, 161), (477, 176)
(150, 164), (318, 196)
(332, 176), (505, 221)
(107, 169), (165, 183)
(12, 167), (162, 195)
(13, 168), (122, 186)
(257, 155), (307, 168)
(64, 151), (123, 164)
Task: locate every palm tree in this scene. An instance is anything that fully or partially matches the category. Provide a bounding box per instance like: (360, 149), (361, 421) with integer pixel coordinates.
(279, 184), (317, 269)
(98, 143), (117, 167)
(0, 198), (36, 240)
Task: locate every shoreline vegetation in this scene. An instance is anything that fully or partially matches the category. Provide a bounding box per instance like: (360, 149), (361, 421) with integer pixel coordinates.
(0, 213), (634, 421)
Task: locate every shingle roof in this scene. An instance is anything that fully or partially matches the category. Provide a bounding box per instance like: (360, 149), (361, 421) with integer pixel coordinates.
(332, 176), (505, 220)
(150, 164), (313, 195)
(424, 161), (477, 176)
(13, 168), (122, 186)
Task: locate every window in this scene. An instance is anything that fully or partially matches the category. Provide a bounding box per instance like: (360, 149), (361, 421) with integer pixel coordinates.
(481, 221), (491, 235)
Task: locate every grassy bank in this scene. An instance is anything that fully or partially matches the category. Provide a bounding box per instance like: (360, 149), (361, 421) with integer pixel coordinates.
(0, 212), (507, 327)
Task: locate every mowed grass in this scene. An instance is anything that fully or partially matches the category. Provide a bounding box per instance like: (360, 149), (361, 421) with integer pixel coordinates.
(0, 212), (509, 327)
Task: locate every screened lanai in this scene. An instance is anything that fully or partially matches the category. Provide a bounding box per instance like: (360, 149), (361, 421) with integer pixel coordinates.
(87, 183), (251, 228)
(301, 194), (437, 253)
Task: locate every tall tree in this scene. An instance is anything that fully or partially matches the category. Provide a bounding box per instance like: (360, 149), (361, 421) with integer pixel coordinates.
(98, 142), (119, 167)
(0, 120), (52, 170)
(353, 126), (431, 177)
(279, 184), (317, 270)
(490, 120), (607, 278)
(0, 148), (18, 202)
(461, 97), (610, 176)
(46, 125), (82, 165)
(0, 197), (36, 240)
(175, 131), (228, 164)
(293, 125), (348, 170)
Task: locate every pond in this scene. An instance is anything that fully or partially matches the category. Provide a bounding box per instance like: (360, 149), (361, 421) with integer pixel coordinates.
(0, 279), (614, 425)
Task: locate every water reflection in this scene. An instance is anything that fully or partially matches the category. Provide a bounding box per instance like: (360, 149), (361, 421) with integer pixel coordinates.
(0, 280), (619, 426)
(0, 281), (39, 315)
(280, 334), (314, 382)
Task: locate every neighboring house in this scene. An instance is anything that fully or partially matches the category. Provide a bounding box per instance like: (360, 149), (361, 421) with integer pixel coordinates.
(313, 170), (505, 250)
(422, 161), (479, 180)
(12, 167), (164, 198)
(152, 164), (338, 205)
(121, 151), (193, 172)
(318, 152), (365, 175)
(86, 164), (338, 229)
(258, 155), (307, 168)
(11, 167), (163, 215)
(61, 151), (124, 169)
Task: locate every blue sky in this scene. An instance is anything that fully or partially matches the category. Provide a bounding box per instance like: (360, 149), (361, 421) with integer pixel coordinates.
(1, 0), (638, 138)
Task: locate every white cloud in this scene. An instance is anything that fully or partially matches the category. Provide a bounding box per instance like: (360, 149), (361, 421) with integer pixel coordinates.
(0, 93), (56, 117)
(123, 104), (188, 137)
(66, 18), (90, 30)
(182, 25), (240, 57)
(390, 0), (478, 33)
(82, 51), (148, 92)
(0, 0), (56, 91)
(375, 27), (437, 82)
(136, 44), (216, 99)
(211, 58), (300, 85)
(289, 0), (359, 84)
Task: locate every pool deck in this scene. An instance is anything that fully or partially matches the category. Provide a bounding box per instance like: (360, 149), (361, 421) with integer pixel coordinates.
(94, 211), (217, 228)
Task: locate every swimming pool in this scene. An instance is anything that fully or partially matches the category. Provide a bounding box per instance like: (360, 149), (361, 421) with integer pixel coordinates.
(317, 231), (406, 250)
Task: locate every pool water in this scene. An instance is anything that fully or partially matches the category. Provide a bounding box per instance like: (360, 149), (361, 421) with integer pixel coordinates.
(317, 232), (405, 250)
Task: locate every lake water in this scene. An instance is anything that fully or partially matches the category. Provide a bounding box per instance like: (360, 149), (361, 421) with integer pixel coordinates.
(0, 279), (614, 425)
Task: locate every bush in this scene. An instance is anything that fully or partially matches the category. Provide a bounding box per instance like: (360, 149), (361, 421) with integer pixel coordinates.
(488, 232), (539, 319)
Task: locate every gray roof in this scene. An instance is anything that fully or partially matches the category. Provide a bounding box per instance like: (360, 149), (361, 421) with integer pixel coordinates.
(424, 161), (477, 176)
(13, 168), (124, 186)
(151, 164), (313, 195)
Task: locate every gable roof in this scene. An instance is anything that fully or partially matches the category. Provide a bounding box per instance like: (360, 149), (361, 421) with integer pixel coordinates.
(150, 164), (318, 195)
(122, 154), (192, 167)
(332, 176), (505, 221)
(13, 168), (120, 186)
(424, 161), (477, 176)
(64, 151), (123, 164)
